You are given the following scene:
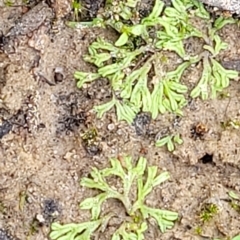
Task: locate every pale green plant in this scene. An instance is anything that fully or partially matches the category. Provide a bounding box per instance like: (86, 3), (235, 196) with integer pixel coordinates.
(155, 133), (183, 152)
(232, 236), (240, 240)
(74, 0), (239, 125)
(3, 0), (14, 6)
(49, 216), (112, 240)
(228, 190), (240, 214)
(49, 156), (178, 239)
(213, 236), (240, 240)
(228, 191), (240, 200)
(190, 17), (239, 100)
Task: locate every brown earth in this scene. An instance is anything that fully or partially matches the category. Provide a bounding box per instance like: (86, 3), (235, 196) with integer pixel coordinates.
(0, 0), (240, 240)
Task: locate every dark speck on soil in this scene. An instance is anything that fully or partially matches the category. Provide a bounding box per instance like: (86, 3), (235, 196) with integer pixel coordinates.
(58, 111), (86, 133)
(85, 143), (102, 156)
(42, 199), (60, 224)
(199, 153), (214, 165)
(0, 121), (12, 139)
(133, 112), (151, 136)
(0, 32), (7, 52)
(221, 59), (240, 71)
(57, 92), (88, 133)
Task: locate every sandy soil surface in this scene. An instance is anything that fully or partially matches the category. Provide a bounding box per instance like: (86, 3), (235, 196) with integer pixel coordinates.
(0, 0), (240, 239)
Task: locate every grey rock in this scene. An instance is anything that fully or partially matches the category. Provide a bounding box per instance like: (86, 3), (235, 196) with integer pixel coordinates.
(200, 0), (240, 13)
(6, 2), (53, 37)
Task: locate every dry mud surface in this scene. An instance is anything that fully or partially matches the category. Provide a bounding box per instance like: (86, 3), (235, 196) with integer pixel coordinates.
(0, 0), (240, 239)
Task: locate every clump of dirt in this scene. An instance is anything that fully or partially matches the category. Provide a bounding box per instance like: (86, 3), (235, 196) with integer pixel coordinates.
(41, 199), (61, 225)
(133, 112), (151, 136)
(56, 91), (89, 134)
(81, 0), (105, 19)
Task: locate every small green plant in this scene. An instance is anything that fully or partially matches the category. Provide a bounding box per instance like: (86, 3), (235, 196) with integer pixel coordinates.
(27, 217), (42, 239)
(194, 225), (202, 235)
(221, 119), (240, 130)
(74, 0), (238, 124)
(72, 0), (84, 22)
(194, 203), (219, 238)
(229, 191), (240, 200)
(3, 0), (13, 6)
(19, 190), (28, 211)
(232, 235), (240, 240)
(228, 191), (240, 213)
(156, 133), (183, 152)
(50, 217), (112, 240)
(199, 203), (218, 223)
(190, 31), (238, 100)
(213, 236), (240, 240)
(81, 127), (98, 145)
(0, 201), (6, 214)
(49, 156), (178, 239)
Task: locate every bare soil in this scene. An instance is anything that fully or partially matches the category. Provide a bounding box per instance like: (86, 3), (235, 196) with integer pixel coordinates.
(0, 0), (240, 240)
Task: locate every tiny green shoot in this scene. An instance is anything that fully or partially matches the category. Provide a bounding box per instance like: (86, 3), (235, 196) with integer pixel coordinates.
(199, 203), (218, 223)
(72, 0), (83, 22)
(228, 191), (240, 213)
(194, 225), (202, 235)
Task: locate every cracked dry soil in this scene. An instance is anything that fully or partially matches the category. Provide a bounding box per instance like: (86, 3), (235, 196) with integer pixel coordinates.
(0, 0), (240, 239)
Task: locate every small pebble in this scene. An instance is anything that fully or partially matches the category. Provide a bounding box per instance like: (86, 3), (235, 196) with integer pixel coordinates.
(0, 229), (15, 240)
(107, 123), (115, 131)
